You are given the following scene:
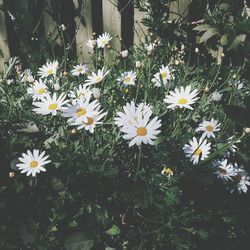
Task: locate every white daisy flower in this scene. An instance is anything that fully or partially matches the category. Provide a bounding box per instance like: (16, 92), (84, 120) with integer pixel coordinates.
(183, 137), (211, 165)
(86, 38), (97, 49)
(16, 149), (51, 177)
(152, 65), (174, 87)
(161, 167), (174, 178)
(115, 101), (152, 129)
(118, 109), (162, 147)
(231, 167), (250, 194)
(71, 64), (89, 76)
(195, 118), (221, 138)
(21, 69), (35, 83)
(85, 68), (110, 86)
(164, 85), (199, 110)
(97, 32), (112, 48)
(146, 43), (156, 52)
(215, 159), (236, 181)
(69, 84), (93, 103)
(63, 99), (99, 124)
(122, 116), (161, 147)
(117, 71), (137, 86)
(38, 60), (59, 78)
(27, 79), (49, 100)
(72, 106), (107, 133)
(33, 93), (68, 116)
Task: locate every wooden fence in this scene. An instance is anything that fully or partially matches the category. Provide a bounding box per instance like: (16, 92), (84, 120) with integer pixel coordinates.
(0, 0), (190, 70)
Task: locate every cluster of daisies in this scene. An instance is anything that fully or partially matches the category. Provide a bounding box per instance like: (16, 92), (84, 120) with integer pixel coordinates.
(10, 32), (249, 194)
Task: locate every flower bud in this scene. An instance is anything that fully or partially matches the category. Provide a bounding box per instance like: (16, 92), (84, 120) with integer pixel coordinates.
(120, 50), (128, 58)
(9, 172), (15, 178)
(195, 47), (199, 53)
(53, 83), (60, 91)
(92, 87), (101, 99)
(244, 128), (250, 134)
(71, 128), (77, 134)
(135, 61), (142, 69)
(212, 91), (223, 102)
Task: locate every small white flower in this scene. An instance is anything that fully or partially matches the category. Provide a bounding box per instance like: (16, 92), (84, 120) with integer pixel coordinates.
(63, 99), (99, 125)
(92, 87), (101, 99)
(215, 159), (236, 181)
(38, 60), (59, 78)
(116, 102), (161, 147)
(27, 79), (49, 100)
(164, 86), (199, 110)
(71, 64), (89, 76)
(152, 65), (174, 87)
(211, 91), (223, 102)
(115, 101), (152, 129)
(196, 118), (221, 138)
(117, 71), (137, 86)
(69, 84), (93, 103)
(33, 93), (68, 116)
(97, 32), (112, 48)
(85, 68), (110, 86)
(146, 43), (156, 52)
(72, 106), (107, 133)
(86, 39), (97, 49)
(6, 79), (14, 85)
(16, 149), (51, 177)
(120, 50), (129, 58)
(21, 69), (34, 83)
(53, 83), (61, 91)
(231, 167), (250, 194)
(183, 137), (211, 165)
(161, 167), (174, 178)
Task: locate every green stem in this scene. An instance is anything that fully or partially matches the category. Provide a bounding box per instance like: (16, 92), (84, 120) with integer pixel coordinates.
(134, 145), (142, 181)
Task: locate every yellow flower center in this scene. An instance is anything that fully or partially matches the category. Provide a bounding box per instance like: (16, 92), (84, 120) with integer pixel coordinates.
(161, 72), (168, 79)
(77, 68), (83, 72)
(38, 88), (46, 94)
(102, 40), (107, 45)
(78, 91), (86, 97)
(124, 76), (131, 83)
(194, 148), (202, 156)
(178, 98), (188, 105)
(162, 167), (173, 175)
(206, 125), (214, 132)
(76, 107), (87, 117)
(95, 76), (102, 82)
(219, 168), (227, 175)
(85, 117), (94, 125)
(48, 103), (58, 110)
(47, 69), (53, 75)
(30, 160), (38, 168)
(136, 127), (147, 136)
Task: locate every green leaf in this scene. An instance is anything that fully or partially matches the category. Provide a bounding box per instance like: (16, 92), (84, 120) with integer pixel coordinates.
(105, 225), (121, 236)
(227, 34), (246, 51)
(220, 34), (228, 45)
(199, 28), (219, 43)
(193, 24), (211, 32)
(64, 232), (94, 250)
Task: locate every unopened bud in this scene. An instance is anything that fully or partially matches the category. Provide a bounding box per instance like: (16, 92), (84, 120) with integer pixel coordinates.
(195, 47), (199, 53)
(244, 127), (250, 134)
(53, 83), (60, 91)
(71, 128), (77, 134)
(9, 172), (15, 178)
(92, 87), (101, 99)
(120, 50), (128, 58)
(135, 61), (142, 69)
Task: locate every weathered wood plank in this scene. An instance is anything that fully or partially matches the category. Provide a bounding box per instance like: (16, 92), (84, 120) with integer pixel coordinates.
(169, 0), (191, 21)
(0, 0), (10, 71)
(73, 0), (92, 63)
(134, 7), (147, 44)
(102, 0), (121, 64)
(43, 0), (62, 46)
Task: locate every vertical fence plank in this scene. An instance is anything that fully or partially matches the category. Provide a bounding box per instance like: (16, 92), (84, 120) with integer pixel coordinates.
(102, 0), (121, 63)
(0, 0), (10, 71)
(134, 7), (147, 45)
(73, 0), (92, 63)
(169, 0), (191, 21)
(43, 0), (62, 47)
